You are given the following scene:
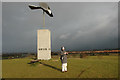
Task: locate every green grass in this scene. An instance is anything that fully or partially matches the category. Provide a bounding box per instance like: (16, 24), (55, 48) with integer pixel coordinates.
(2, 56), (118, 78)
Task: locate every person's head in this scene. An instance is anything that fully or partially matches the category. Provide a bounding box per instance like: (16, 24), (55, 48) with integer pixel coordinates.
(61, 46), (65, 51)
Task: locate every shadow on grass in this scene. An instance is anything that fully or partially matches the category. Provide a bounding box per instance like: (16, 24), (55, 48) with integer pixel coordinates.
(28, 61), (61, 72)
(39, 62), (61, 72)
(28, 61), (40, 67)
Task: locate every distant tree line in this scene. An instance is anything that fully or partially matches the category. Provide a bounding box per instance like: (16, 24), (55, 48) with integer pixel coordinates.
(2, 48), (119, 59)
(2, 53), (36, 59)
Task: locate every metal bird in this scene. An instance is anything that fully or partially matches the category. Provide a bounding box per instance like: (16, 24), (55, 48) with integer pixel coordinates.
(29, 3), (53, 17)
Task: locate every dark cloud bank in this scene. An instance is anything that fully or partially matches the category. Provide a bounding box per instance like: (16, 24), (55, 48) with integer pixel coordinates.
(2, 2), (118, 53)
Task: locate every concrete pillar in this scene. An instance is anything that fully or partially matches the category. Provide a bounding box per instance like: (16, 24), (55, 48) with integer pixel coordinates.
(37, 29), (51, 60)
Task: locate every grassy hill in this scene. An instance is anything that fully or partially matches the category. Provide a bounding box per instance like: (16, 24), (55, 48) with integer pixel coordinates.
(2, 56), (118, 78)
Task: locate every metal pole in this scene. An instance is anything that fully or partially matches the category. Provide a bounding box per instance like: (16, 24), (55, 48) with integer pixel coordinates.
(43, 11), (45, 27)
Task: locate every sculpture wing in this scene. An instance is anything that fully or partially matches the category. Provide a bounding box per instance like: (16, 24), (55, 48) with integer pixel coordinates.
(29, 4), (41, 10)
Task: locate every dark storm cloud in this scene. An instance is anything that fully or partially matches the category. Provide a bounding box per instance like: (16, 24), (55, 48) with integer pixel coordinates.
(2, 2), (118, 53)
(0, 2), (2, 54)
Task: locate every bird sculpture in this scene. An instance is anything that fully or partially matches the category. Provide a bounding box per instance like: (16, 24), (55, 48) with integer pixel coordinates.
(29, 3), (53, 17)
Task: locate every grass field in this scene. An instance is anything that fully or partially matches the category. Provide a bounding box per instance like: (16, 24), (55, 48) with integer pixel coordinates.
(2, 56), (118, 78)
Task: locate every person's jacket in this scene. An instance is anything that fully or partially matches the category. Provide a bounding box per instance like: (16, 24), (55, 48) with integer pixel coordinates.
(60, 50), (67, 63)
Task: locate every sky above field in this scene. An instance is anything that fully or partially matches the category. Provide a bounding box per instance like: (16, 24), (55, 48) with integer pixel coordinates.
(2, 2), (118, 53)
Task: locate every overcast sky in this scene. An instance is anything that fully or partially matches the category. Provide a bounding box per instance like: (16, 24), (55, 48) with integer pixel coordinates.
(0, 2), (1, 54)
(2, 2), (118, 53)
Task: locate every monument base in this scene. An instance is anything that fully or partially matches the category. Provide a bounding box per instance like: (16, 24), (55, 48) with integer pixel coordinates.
(37, 29), (51, 60)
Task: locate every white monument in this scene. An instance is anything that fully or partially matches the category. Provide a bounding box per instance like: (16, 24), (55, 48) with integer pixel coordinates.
(37, 29), (51, 60)
(29, 3), (53, 60)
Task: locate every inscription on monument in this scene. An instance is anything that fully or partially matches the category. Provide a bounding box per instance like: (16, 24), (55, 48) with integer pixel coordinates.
(39, 48), (51, 50)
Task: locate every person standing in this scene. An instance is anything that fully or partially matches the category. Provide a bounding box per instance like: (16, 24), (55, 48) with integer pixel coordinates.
(60, 47), (68, 72)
